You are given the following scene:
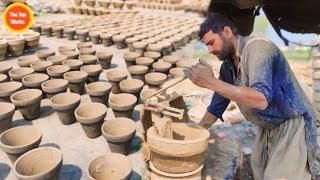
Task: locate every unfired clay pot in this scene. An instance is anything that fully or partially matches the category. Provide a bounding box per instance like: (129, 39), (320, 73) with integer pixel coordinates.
(22, 73), (49, 89)
(6, 37), (25, 57)
(22, 32), (40, 52)
(9, 67), (34, 82)
(41, 79), (69, 99)
(80, 64), (102, 83)
(147, 43), (163, 54)
(0, 82), (23, 102)
(41, 25), (53, 37)
(128, 65), (149, 82)
(0, 40), (8, 60)
(152, 61), (172, 74)
(112, 35), (126, 49)
(170, 67), (186, 78)
(163, 55), (179, 67)
(176, 60), (198, 69)
(62, 59), (83, 71)
(89, 31), (101, 45)
(86, 81), (112, 105)
(11, 89), (42, 120)
(47, 55), (68, 65)
(140, 88), (157, 103)
(101, 117), (136, 155)
(63, 71), (88, 95)
(119, 79), (144, 98)
(76, 29), (89, 42)
(0, 126), (42, 163)
(61, 50), (79, 59)
(13, 147), (62, 180)
(144, 51), (161, 61)
(51, 92), (81, 125)
(106, 69), (128, 94)
(52, 26), (64, 39)
(133, 42), (148, 56)
(79, 48), (96, 56)
(0, 63), (13, 75)
(79, 55), (98, 65)
(36, 49), (55, 60)
(58, 46), (76, 54)
(124, 52), (140, 67)
(64, 28), (76, 40)
(47, 65), (70, 79)
(88, 153), (132, 180)
(109, 93), (137, 119)
(147, 123), (209, 174)
(145, 72), (167, 89)
(0, 74), (8, 83)
(135, 57), (154, 69)
(95, 51), (113, 69)
(75, 103), (107, 138)
(101, 33), (113, 47)
(30, 61), (53, 73)
(18, 56), (40, 67)
(0, 102), (15, 134)
(126, 37), (138, 52)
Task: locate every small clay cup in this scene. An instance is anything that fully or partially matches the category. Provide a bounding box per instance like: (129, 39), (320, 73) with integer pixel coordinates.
(63, 71), (88, 95)
(47, 65), (70, 79)
(106, 69), (128, 94)
(0, 82), (23, 102)
(135, 57), (154, 69)
(80, 64), (102, 83)
(109, 93), (137, 119)
(152, 61), (172, 74)
(86, 82), (112, 105)
(119, 79), (144, 98)
(145, 72), (167, 89)
(0, 102), (15, 134)
(22, 73), (49, 89)
(41, 79), (69, 99)
(36, 49), (55, 60)
(30, 61), (53, 73)
(62, 59), (83, 71)
(95, 51), (113, 69)
(18, 56), (40, 67)
(0, 63), (13, 76)
(79, 48), (96, 56)
(112, 35), (126, 49)
(79, 55), (98, 65)
(144, 51), (161, 61)
(47, 55), (68, 65)
(123, 52), (140, 67)
(61, 50), (79, 59)
(9, 67), (34, 82)
(128, 65), (149, 82)
(75, 103), (107, 138)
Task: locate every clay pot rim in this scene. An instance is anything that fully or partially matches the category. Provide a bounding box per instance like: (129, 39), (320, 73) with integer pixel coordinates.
(62, 59), (83, 67)
(47, 65), (70, 76)
(36, 49), (55, 59)
(145, 72), (167, 85)
(58, 46), (76, 52)
(63, 71), (88, 83)
(128, 65), (148, 75)
(101, 117), (136, 142)
(109, 93), (137, 111)
(79, 48), (96, 55)
(11, 89), (42, 107)
(51, 92), (81, 110)
(18, 56), (40, 67)
(9, 67), (35, 80)
(86, 81), (112, 96)
(119, 79), (144, 93)
(80, 65), (102, 75)
(95, 51), (113, 59)
(61, 50), (79, 57)
(163, 55), (179, 64)
(13, 147), (62, 179)
(47, 55), (68, 63)
(0, 64), (13, 73)
(41, 79), (68, 93)
(106, 69), (127, 82)
(144, 51), (161, 59)
(140, 89), (157, 102)
(0, 74), (7, 82)
(0, 82), (23, 97)
(79, 55), (98, 64)
(135, 57), (154, 66)
(112, 35), (125, 41)
(77, 42), (92, 49)
(176, 60), (198, 68)
(133, 41), (147, 49)
(0, 102), (15, 119)
(75, 103), (107, 124)
(5, 37), (25, 45)
(22, 73), (49, 87)
(30, 61), (53, 70)
(169, 67), (185, 77)
(152, 61), (172, 70)
(123, 52), (140, 62)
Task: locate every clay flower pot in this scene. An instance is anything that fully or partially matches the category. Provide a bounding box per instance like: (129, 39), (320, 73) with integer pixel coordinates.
(0, 63), (13, 75)
(95, 51), (113, 69)
(22, 32), (40, 52)
(0, 74), (8, 83)
(18, 56), (40, 67)
(128, 65), (149, 82)
(41, 79), (68, 99)
(11, 89), (42, 120)
(144, 51), (161, 61)
(0, 40), (8, 60)
(80, 64), (102, 83)
(76, 29), (89, 42)
(145, 72), (167, 89)
(133, 42), (148, 56)
(101, 118), (136, 155)
(6, 37), (25, 57)
(13, 147), (63, 180)
(77, 42), (92, 49)
(75, 103), (107, 138)
(63, 71), (88, 95)
(62, 59), (83, 71)
(51, 92), (81, 125)
(135, 57), (154, 69)
(120, 79), (144, 98)
(86, 82), (112, 105)
(112, 35), (126, 49)
(30, 61), (53, 73)
(79, 48), (96, 56)
(140, 88), (157, 103)
(64, 28), (76, 40)
(169, 67), (186, 78)
(89, 31), (101, 44)
(152, 61), (172, 74)
(36, 49), (55, 60)
(52, 26), (64, 38)
(163, 55), (179, 67)
(158, 41), (171, 56)
(30, 24), (41, 33)
(79, 55), (98, 65)
(109, 93), (137, 118)
(123, 52), (140, 67)
(147, 43), (163, 54)
(106, 69), (127, 94)
(0, 82), (23, 102)
(0, 126), (42, 163)
(88, 153), (132, 180)
(9, 67), (34, 82)
(0, 102), (15, 134)
(58, 46), (76, 54)
(41, 25), (53, 37)
(22, 73), (49, 89)
(126, 37), (138, 52)
(47, 65), (70, 79)
(61, 50), (79, 59)
(47, 55), (68, 65)
(176, 60), (198, 69)
(100, 33), (113, 47)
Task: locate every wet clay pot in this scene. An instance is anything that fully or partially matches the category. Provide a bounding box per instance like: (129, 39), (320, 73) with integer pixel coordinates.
(9, 67), (34, 82)
(76, 29), (89, 42)
(112, 35), (126, 49)
(140, 88), (157, 103)
(101, 33), (113, 47)
(47, 65), (70, 79)
(147, 123), (209, 174)
(52, 26), (64, 38)
(30, 61), (53, 73)
(95, 51), (113, 69)
(124, 52), (140, 67)
(133, 42), (148, 56)
(58, 46), (76, 54)
(13, 147), (63, 180)
(0, 74), (8, 83)
(0, 63), (13, 75)
(128, 65), (149, 82)
(145, 72), (167, 89)
(79, 48), (96, 56)
(0, 102), (15, 134)
(88, 153), (132, 180)
(6, 37), (25, 57)
(80, 64), (102, 83)
(163, 55), (179, 67)
(64, 28), (76, 40)
(101, 118), (136, 155)
(22, 32), (40, 52)
(61, 51), (79, 59)
(170, 67), (186, 79)
(77, 42), (92, 49)
(79, 55), (98, 65)
(144, 51), (161, 61)
(119, 79), (144, 98)
(109, 93), (137, 119)
(63, 71), (88, 95)
(11, 89), (42, 120)
(41, 79), (68, 99)
(106, 69), (127, 94)
(0, 126), (42, 163)
(152, 61), (172, 74)
(18, 56), (40, 67)
(0, 40), (8, 61)
(22, 73), (49, 89)
(0, 82), (23, 102)
(36, 49), (55, 60)
(176, 60), (198, 69)
(135, 57), (154, 69)
(51, 92), (81, 125)
(47, 55), (68, 65)
(62, 59), (83, 71)
(86, 82), (112, 105)
(75, 103), (107, 138)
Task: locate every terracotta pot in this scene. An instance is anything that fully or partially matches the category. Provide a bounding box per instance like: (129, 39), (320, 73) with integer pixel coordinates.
(123, 52), (140, 67)
(128, 65), (149, 82)
(144, 51), (161, 61)
(163, 55), (179, 67)
(106, 69), (127, 94)
(101, 118), (136, 155)
(22, 73), (49, 89)
(112, 35), (126, 49)
(0, 40), (8, 61)
(41, 79), (68, 99)
(64, 28), (76, 40)
(47, 55), (68, 65)
(88, 153), (132, 180)
(145, 72), (167, 89)
(0, 82), (23, 102)
(152, 61), (172, 74)
(22, 32), (40, 52)
(0, 102), (15, 134)
(9, 67), (34, 82)
(58, 46), (76, 54)
(30, 61), (53, 73)
(36, 49), (55, 60)
(63, 71), (88, 95)
(86, 81), (111, 106)
(100, 33), (113, 47)
(79, 55), (98, 65)
(41, 25), (53, 37)
(62, 59), (83, 71)
(133, 42), (148, 56)
(0, 63), (13, 75)
(119, 79), (144, 98)
(47, 65), (70, 79)
(75, 103), (107, 138)
(18, 56), (40, 67)
(52, 26), (64, 38)
(109, 93), (137, 118)
(95, 51), (113, 69)
(0, 126), (42, 163)
(80, 64), (102, 83)
(51, 92), (81, 125)
(13, 147), (62, 180)
(89, 31), (101, 44)
(0, 74), (8, 83)
(61, 50), (79, 59)
(147, 123), (209, 174)
(6, 37), (25, 57)
(76, 29), (89, 42)
(135, 57), (154, 69)
(140, 88), (157, 103)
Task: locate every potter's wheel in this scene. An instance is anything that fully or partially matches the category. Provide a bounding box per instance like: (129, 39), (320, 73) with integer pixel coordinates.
(149, 161), (203, 178)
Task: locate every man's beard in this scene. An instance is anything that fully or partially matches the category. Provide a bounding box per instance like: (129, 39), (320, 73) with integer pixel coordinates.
(213, 35), (235, 61)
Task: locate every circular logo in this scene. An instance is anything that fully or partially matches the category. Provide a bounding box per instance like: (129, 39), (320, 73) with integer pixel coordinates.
(2, 3), (34, 33)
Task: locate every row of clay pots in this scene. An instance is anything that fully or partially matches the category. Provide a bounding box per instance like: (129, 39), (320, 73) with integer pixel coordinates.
(138, 2), (186, 11)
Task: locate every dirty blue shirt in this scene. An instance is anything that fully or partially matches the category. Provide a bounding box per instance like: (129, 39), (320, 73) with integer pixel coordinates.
(208, 37), (320, 176)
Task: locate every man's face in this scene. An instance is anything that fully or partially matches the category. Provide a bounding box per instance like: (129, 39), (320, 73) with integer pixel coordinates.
(203, 30), (235, 61)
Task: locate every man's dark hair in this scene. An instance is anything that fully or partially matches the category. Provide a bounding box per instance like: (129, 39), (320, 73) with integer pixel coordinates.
(198, 13), (238, 40)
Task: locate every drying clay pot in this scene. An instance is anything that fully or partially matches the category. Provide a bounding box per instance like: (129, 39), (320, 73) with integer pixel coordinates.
(22, 32), (40, 52)
(18, 56), (39, 67)
(6, 37), (25, 57)
(58, 46), (76, 54)
(51, 92), (81, 125)
(152, 61), (172, 74)
(140, 88), (157, 103)
(126, 37), (139, 52)
(76, 29), (89, 42)
(88, 153), (132, 180)
(61, 50), (79, 59)
(30, 60), (53, 73)
(13, 147), (62, 180)
(36, 49), (55, 60)
(86, 82), (112, 105)
(77, 42), (92, 49)
(163, 55), (179, 67)
(79, 55), (98, 65)
(0, 82), (23, 102)
(75, 0), (82, 6)
(95, 51), (113, 69)
(79, 48), (96, 56)
(124, 52), (140, 67)
(64, 28), (76, 40)
(52, 26), (64, 38)
(22, 73), (49, 89)
(62, 59), (83, 71)
(120, 79), (144, 98)
(147, 43), (163, 54)
(128, 65), (149, 82)
(147, 123), (209, 174)
(63, 71), (88, 95)
(158, 41), (171, 56)
(31, 24), (41, 33)
(41, 25), (53, 37)
(41, 79), (68, 99)
(112, 35), (126, 49)
(89, 31), (101, 45)
(0, 63), (13, 75)
(170, 67), (186, 78)
(80, 64), (102, 83)
(9, 67), (34, 82)
(47, 65), (70, 79)
(0, 102), (15, 134)
(133, 42), (148, 56)
(0, 74), (8, 83)
(145, 72), (167, 89)
(0, 126), (42, 163)
(101, 117), (136, 155)
(109, 93), (137, 119)
(85, 0), (95, 7)
(75, 103), (107, 138)
(11, 89), (42, 120)
(106, 69), (127, 94)
(176, 60), (198, 69)
(135, 57), (154, 69)
(48, 55), (68, 65)
(100, 33), (113, 47)
(144, 51), (161, 61)
(0, 40), (8, 61)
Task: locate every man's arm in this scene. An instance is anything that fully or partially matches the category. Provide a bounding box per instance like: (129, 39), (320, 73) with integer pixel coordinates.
(199, 111), (218, 129)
